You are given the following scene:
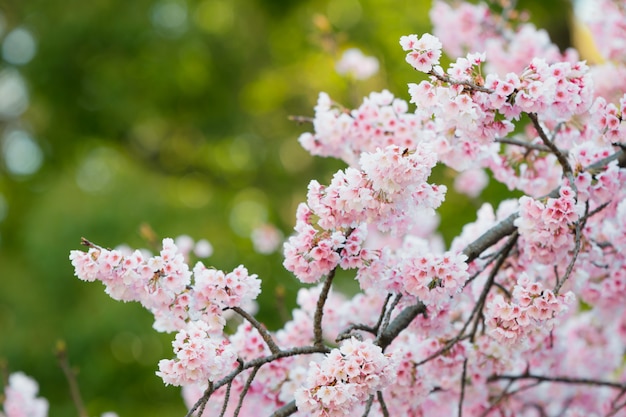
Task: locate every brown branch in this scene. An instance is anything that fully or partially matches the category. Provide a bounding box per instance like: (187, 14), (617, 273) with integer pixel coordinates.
(527, 113), (573, 176)
(218, 380), (233, 417)
(377, 293), (402, 339)
(489, 373), (626, 390)
(336, 293), (395, 343)
(377, 301), (427, 350)
(288, 115), (314, 124)
(232, 307), (281, 355)
(377, 391), (390, 417)
(232, 366), (261, 417)
(496, 137), (552, 153)
(55, 341), (88, 417)
(313, 268), (337, 348)
(458, 358), (469, 417)
(462, 212), (518, 263)
(336, 323), (376, 342)
(269, 400), (297, 417)
(555, 200), (610, 294)
(362, 395), (374, 417)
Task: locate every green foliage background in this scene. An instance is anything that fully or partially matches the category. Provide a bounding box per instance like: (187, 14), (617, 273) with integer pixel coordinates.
(0, 0), (570, 415)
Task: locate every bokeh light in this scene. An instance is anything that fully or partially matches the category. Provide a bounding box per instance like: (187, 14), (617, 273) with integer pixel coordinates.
(2, 129), (42, 177)
(2, 27), (37, 66)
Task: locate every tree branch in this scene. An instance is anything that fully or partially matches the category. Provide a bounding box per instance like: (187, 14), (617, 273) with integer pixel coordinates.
(527, 113), (573, 177)
(377, 301), (427, 350)
(496, 137), (553, 152)
(490, 373), (626, 390)
(55, 341), (88, 417)
(232, 307), (281, 355)
(313, 268), (337, 348)
(269, 400), (298, 417)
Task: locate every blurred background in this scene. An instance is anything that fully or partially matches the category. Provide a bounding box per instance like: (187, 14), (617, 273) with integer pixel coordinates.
(0, 0), (570, 415)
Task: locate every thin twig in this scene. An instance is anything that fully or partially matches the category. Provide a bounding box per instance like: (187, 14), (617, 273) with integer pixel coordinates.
(218, 381), (233, 417)
(55, 341), (88, 417)
(479, 378), (516, 417)
(490, 373), (626, 390)
(336, 294), (393, 343)
(428, 69), (494, 93)
(468, 232), (518, 341)
(462, 250), (503, 288)
(232, 366), (260, 417)
(192, 381), (213, 417)
(377, 293), (403, 338)
(80, 237), (102, 250)
(373, 293), (393, 334)
(458, 359), (469, 417)
(606, 394), (626, 417)
(554, 210), (585, 295)
(232, 307), (281, 355)
(336, 323), (376, 342)
(555, 200), (610, 294)
(287, 115), (314, 124)
(496, 137), (552, 152)
(361, 395), (374, 417)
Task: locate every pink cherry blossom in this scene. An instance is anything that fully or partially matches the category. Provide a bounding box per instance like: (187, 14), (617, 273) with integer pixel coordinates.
(1, 373), (48, 417)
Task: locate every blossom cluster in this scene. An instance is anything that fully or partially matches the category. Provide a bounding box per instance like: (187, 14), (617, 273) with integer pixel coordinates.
(399, 33), (442, 73)
(70, 239), (261, 333)
(0, 373), (48, 417)
(294, 338), (396, 416)
(401, 250), (469, 306)
(486, 275), (575, 347)
(298, 90), (428, 166)
(515, 186), (584, 264)
(70, 238), (261, 386)
(157, 321), (238, 386)
(283, 144), (445, 283)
